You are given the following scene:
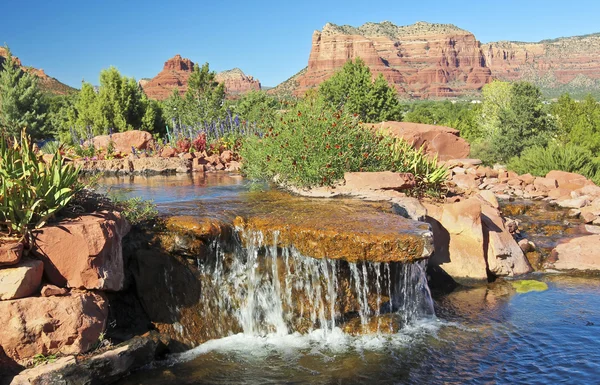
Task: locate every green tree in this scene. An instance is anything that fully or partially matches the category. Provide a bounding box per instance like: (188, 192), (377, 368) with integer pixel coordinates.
(0, 46), (48, 138)
(183, 62), (226, 123)
(318, 58), (401, 123)
(477, 80), (512, 137)
(233, 90), (279, 128)
(553, 94), (600, 153)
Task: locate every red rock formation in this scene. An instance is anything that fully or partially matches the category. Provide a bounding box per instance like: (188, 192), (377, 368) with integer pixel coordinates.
(215, 68), (261, 96)
(482, 34), (600, 88)
(142, 55), (261, 100)
(295, 21), (493, 98)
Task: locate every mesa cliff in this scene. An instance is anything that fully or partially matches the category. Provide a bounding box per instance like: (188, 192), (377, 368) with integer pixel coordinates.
(0, 47), (75, 95)
(141, 55), (261, 100)
(275, 21), (600, 98)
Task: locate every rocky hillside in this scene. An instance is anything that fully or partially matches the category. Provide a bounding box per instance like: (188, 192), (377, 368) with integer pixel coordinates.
(141, 55), (261, 100)
(280, 21), (600, 99)
(482, 33), (600, 97)
(0, 47), (76, 95)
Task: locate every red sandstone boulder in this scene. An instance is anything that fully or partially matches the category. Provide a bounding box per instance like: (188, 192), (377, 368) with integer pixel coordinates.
(0, 291), (107, 364)
(40, 284), (69, 297)
(343, 171), (416, 191)
(89, 130), (154, 155)
(369, 121), (470, 161)
(425, 199), (488, 280)
(550, 235), (600, 271)
(0, 241), (23, 266)
(546, 170), (593, 191)
(0, 259), (43, 300)
(32, 211), (130, 291)
(160, 146), (177, 158)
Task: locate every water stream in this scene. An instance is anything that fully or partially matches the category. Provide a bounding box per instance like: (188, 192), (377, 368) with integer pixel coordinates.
(103, 174), (600, 384)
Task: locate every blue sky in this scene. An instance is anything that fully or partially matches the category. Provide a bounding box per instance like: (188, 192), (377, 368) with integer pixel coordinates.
(2, 0), (599, 88)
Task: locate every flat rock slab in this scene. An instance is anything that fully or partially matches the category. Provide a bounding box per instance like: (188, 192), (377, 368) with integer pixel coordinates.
(232, 191), (433, 263)
(0, 259), (43, 300)
(0, 242), (23, 266)
(550, 235), (600, 271)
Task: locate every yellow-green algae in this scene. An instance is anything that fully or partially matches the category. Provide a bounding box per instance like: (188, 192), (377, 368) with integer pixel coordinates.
(512, 280), (549, 293)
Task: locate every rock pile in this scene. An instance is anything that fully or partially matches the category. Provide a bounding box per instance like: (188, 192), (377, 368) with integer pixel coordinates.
(0, 211), (129, 368)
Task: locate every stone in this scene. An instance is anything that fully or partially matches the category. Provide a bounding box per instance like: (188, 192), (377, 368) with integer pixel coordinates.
(452, 173), (481, 191)
(0, 241), (23, 266)
(215, 162), (225, 171)
(550, 235), (600, 271)
(88, 130), (154, 155)
(160, 146), (177, 158)
(343, 171), (416, 191)
(584, 225), (600, 235)
(518, 173), (536, 185)
(452, 167), (467, 175)
(227, 160), (241, 172)
(546, 170), (592, 189)
(192, 158), (206, 173)
(0, 291), (107, 363)
(582, 211), (598, 224)
(0, 259), (43, 300)
(31, 211), (130, 291)
(8, 332), (165, 385)
(220, 150), (233, 163)
(518, 239), (534, 253)
(480, 204), (532, 277)
(182, 152), (194, 160)
(533, 177), (558, 191)
(40, 284), (68, 297)
(477, 190), (499, 209)
(556, 196), (590, 209)
(568, 209), (582, 219)
(425, 199), (488, 280)
(368, 121), (470, 161)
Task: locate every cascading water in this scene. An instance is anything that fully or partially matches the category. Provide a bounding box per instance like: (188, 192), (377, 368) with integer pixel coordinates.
(197, 228), (435, 340)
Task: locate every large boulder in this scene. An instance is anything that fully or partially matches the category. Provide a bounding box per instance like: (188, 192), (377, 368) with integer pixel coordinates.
(425, 195), (532, 280)
(88, 130), (154, 155)
(478, 199), (532, 277)
(425, 199), (488, 280)
(367, 121), (471, 161)
(32, 211), (130, 291)
(0, 291), (107, 364)
(546, 170), (593, 191)
(549, 235), (600, 271)
(0, 259), (43, 300)
(343, 171), (416, 191)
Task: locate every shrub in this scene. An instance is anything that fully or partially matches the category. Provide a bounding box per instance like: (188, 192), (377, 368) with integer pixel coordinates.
(239, 96), (447, 195)
(508, 142), (600, 184)
(110, 196), (159, 227)
(0, 133), (80, 237)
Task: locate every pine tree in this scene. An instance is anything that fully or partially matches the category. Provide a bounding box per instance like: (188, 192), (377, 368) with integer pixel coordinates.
(0, 45), (47, 138)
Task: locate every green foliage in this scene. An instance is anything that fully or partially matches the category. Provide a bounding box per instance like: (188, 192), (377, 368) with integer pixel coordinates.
(163, 63), (227, 127)
(474, 81), (554, 164)
(61, 67), (161, 141)
(0, 46), (48, 138)
(402, 101), (481, 141)
(552, 93), (600, 153)
(233, 90), (280, 129)
(0, 132), (80, 237)
(32, 353), (57, 366)
(318, 58), (402, 123)
(508, 142), (600, 184)
(240, 95), (447, 194)
(110, 196), (159, 227)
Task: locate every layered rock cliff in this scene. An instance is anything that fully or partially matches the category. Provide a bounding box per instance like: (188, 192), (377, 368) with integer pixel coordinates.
(141, 55), (261, 100)
(0, 47), (75, 95)
(294, 21), (493, 98)
(283, 21), (600, 98)
(482, 33), (600, 96)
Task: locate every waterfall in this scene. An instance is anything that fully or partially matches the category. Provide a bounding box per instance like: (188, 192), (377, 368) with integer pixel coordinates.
(198, 229), (435, 338)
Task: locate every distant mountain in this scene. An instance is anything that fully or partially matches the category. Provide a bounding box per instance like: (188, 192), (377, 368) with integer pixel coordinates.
(0, 47), (76, 95)
(275, 21), (600, 99)
(140, 55), (260, 100)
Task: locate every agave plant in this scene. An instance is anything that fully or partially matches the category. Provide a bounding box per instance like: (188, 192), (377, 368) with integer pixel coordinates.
(0, 132), (80, 237)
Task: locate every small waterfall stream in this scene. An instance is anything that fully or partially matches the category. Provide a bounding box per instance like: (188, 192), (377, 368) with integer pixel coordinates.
(196, 228), (435, 339)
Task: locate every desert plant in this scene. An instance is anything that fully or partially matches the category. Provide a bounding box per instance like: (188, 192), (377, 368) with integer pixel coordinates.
(508, 142), (600, 184)
(109, 196), (159, 227)
(240, 96), (447, 195)
(0, 132), (81, 237)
